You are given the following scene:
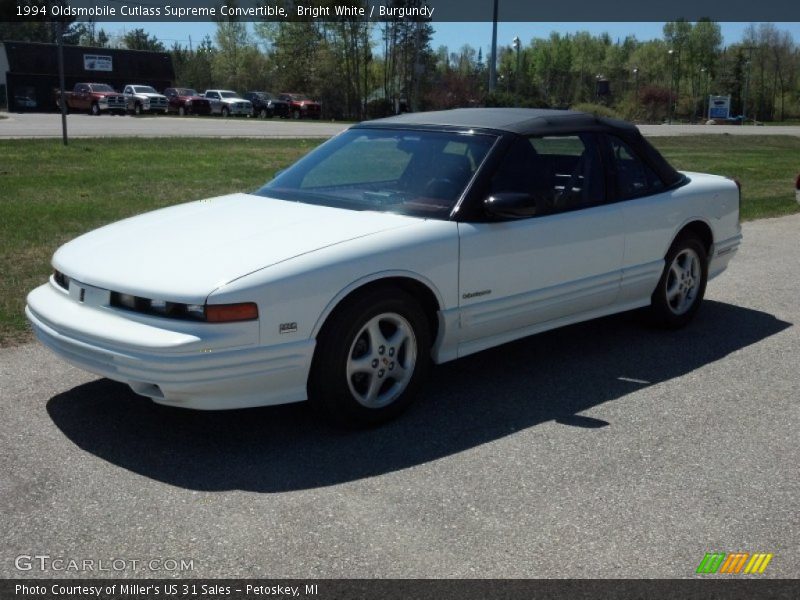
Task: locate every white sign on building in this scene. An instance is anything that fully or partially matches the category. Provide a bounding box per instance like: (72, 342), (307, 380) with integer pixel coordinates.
(83, 54), (113, 72)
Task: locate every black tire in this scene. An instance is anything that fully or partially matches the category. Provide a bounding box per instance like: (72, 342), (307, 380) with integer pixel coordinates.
(308, 286), (432, 428)
(648, 233), (708, 329)
(222, 107), (230, 118)
(178, 106), (186, 116)
(90, 103), (100, 116)
(134, 103), (142, 116)
(292, 109), (300, 120)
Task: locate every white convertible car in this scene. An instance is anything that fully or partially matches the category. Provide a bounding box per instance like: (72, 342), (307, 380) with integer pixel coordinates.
(26, 109), (742, 426)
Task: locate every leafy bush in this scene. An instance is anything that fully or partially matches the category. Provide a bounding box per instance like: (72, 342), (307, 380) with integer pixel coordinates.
(570, 103), (620, 119)
(484, 91), (548, 109)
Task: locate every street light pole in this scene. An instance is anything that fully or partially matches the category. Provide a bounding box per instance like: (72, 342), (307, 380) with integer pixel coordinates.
(668, 49), (675, 125)
(488, 0), (498, 92)
(512, 35), (521, 99)
(700, 67), (709, 121)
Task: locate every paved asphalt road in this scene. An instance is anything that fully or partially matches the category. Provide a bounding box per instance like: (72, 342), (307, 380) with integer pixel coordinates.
(1, 214), (798, 579)
(3, 111), (800, 138)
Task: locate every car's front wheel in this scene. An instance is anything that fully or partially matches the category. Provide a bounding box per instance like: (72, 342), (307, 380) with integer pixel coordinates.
(308, 287), (431, 427)
(649, 233), (708, 328)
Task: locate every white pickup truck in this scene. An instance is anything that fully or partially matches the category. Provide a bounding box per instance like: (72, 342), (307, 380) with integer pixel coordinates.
(122, 85), (169, 115)
(202, 90), (252, 117)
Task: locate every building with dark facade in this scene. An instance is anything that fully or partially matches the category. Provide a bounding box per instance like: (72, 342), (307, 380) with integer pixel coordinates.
(0, 41), (174, 112)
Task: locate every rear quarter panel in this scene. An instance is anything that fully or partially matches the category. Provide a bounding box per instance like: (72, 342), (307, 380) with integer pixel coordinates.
(623, 172), (740, 266)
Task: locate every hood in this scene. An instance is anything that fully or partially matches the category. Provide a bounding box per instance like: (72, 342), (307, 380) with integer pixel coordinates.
(53, 193), (419, 303)
(136, 92), (166, 100)
(221, 97), (249, 104)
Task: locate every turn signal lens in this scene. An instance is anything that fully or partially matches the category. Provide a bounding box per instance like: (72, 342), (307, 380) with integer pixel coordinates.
(205, 302), (259, 323)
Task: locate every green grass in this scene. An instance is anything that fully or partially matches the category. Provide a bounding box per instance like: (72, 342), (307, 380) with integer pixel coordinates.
(649, 135), (800, 220)
(1, 135), (799, 346)
(0, 138), (319, 345)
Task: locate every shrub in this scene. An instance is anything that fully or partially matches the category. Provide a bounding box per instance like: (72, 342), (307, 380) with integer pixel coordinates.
(570, 103), (620, 119)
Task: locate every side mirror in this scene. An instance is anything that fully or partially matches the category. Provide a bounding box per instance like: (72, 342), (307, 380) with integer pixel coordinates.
(484, 192), (538, 219)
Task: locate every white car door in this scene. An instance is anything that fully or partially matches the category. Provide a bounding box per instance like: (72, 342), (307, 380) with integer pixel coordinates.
(602, 134), (685, 306)
(205, 91), (222, 114)
(457, 134), (624, 356)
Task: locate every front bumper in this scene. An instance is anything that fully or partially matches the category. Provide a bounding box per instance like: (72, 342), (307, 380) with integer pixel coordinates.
(26, 282), (314, 410)
(221, 104), (252, 116)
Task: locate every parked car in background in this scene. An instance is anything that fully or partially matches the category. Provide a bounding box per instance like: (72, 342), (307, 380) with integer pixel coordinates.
(279, 93), (322, 120)
(26, 109), (741, 427)
(56, 83), (126, 115)
(243, 91), (290, 119)
(202, 90), (252, 117)
(163, 87), (212, 116)
(122, 85), (169, 115)
(13, 95), (37, 110)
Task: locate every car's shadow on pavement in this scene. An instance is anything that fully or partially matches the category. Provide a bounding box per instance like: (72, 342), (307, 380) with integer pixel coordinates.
(47, 300), (790, 492)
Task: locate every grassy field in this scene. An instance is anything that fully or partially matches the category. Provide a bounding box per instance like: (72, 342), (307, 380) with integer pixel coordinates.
(648, 135), (800, 220)
(1, 135), (799, 346)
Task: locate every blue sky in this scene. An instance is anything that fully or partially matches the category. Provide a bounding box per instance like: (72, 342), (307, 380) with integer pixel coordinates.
(119, 21), (800, 53)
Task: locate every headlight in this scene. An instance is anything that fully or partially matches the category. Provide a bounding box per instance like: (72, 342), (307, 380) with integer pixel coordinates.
(111, 292), (258, 323)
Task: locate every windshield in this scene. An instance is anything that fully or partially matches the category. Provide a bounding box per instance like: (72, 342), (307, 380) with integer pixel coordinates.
(177, 88), (198, 96)
(133, 86), (157, 94)
(220, 91), (239, 99)
(89, 84), (114, 92)
(255, 128), (496, 219)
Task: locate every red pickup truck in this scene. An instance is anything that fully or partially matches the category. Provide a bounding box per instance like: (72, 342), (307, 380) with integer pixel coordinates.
(279, 93), (322, 120)
(56, 83), (127, 115)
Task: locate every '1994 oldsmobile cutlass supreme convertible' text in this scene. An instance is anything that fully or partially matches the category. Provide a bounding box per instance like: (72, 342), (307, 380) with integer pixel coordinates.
(26, 109), (742, 426)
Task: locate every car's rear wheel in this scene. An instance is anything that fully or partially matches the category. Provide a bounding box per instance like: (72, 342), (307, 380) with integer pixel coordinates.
(649, 233), (708, 328)
(308, 287), (431, 427)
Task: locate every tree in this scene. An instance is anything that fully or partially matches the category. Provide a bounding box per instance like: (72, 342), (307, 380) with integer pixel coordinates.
(122, 28), (165, 52)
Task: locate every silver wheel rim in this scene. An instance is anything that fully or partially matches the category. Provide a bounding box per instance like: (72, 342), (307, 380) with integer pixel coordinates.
(666, 248), (701, 315)
(346, 312), (417, 409)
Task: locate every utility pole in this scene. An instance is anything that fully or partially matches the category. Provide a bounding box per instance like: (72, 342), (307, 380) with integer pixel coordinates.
(57, 21), (68, 146)
(488, 0), (498, 92)
(741, 46), (755, 125)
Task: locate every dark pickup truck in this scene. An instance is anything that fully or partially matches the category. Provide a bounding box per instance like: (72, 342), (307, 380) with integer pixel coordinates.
(56, 83), (126, 115)
(244, 91), (290, 118)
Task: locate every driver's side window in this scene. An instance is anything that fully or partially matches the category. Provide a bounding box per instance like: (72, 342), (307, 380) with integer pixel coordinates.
(490, 134), (604, 217)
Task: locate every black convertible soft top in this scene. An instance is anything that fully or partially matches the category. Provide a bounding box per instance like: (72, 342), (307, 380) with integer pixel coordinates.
(357, 108), (683, 187)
